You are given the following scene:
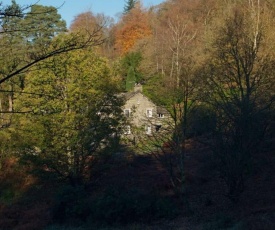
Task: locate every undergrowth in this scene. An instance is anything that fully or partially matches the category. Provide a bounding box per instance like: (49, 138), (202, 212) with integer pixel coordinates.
(52, 186), (180, 227)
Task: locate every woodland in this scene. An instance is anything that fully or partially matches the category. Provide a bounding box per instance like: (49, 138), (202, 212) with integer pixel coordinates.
(0, 0), (274, 229)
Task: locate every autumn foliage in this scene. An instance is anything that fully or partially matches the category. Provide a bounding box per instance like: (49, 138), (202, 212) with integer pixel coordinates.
(0, 0), (275, 229)
(70, 11), (98, 32)
(114, 4), (152, 55)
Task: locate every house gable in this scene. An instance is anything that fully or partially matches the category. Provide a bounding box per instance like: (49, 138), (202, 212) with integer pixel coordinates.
(124, 91), (157, 127)
(122, 84), (170, 136)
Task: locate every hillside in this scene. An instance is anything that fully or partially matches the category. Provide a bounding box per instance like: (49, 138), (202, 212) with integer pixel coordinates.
(0, 137), (274, 230)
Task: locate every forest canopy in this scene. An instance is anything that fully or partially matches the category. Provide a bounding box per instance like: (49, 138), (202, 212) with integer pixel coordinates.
(0, 0), (274, 229)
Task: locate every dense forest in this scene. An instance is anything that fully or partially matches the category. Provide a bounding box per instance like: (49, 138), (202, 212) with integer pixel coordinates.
(0, 0), (274, 229)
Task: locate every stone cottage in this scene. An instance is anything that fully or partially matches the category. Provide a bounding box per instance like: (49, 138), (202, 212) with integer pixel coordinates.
(122, 84), (169, 136)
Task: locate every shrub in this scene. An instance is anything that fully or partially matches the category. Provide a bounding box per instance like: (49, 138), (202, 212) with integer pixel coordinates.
(88, 188), (180, 226)
(187, 105), (216, 137)
(203, 214), (235, 230)
(52, 186), (180, 227)
(52, 185), (90, 224)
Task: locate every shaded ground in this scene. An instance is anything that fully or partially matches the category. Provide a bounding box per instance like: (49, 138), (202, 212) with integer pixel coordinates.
(0, 137), (274, 230)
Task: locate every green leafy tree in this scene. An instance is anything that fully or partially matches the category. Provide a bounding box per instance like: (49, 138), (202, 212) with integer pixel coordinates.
(0, 2), (104, 132)
(0, 1), (104, 86)
(22, 4), (67, 47)
(12, 47), (124, 186)
(0, 0), (23, 23)
(121, 51), (142, 91)
(0, 2), (105, 185)
(0, 0), (26, 128)
(125, 66), (136, 91)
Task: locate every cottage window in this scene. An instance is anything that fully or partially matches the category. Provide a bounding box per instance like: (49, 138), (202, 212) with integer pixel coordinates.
(155, 125), (162, 132)
(145, 124), (152, 135)
(124, 109), (130, 117)
(124, 125), (131, 135)
(158, 113), (164, 118)
(146, 109), (153, 118)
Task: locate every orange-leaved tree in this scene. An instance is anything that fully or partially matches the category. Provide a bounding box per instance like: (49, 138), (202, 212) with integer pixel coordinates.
(114, 2), (152, 55)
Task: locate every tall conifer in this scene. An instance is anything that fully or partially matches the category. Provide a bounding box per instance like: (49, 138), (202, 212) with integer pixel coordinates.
(124, 0), (137, 14)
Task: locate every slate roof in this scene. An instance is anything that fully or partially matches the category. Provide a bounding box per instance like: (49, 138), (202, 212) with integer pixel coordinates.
(157, 106), (169, 114)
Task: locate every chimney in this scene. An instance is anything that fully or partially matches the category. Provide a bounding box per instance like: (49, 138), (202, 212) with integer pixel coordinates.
(134, 83), (142, 92)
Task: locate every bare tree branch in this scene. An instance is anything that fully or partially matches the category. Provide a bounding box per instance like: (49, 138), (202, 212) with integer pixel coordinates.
(0, 29), (105, 85)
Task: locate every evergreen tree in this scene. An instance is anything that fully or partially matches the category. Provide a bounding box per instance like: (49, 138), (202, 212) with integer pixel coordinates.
(125, 66), (136, 91)
(123, 0), (137, 14)
(0, 2), (103, 86)
(22, 4), (67, 47)
(122, 52), (142, 91)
